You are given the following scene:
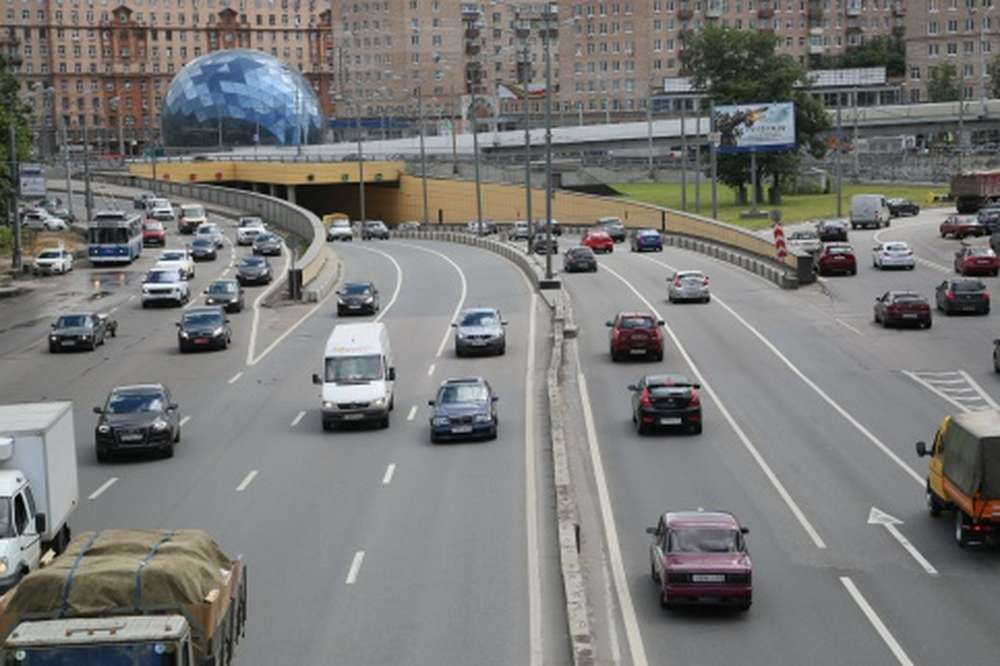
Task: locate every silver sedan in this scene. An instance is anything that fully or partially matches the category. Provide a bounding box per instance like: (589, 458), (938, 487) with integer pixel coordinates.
(667, 271), (711, 303)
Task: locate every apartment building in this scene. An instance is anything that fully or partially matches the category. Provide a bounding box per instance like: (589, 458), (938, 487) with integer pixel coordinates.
(904, 0), (995, 104)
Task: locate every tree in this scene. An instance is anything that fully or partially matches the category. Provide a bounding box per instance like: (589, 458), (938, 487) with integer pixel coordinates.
(987, 53), (1000, 100)
(681, 27), (831, 204)
(820, 34), (906, 78)
(927, 63), (961, 102)
(0, 53), (32, 226)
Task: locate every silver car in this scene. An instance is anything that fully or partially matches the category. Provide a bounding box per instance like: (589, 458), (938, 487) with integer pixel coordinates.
(453, 307), (508, 357)
(195, 222), (225, 249)
(667, 270), (711, 303)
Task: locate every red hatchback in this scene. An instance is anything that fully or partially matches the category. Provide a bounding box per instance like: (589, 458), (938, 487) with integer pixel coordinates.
(648, 511), (752, 611)
(582, 230), (615, 254)
(816, 242), (857, 276)
(954, 245), (1000, 276)
(607, 312), (665, 361)
(142, 220), (166, 246)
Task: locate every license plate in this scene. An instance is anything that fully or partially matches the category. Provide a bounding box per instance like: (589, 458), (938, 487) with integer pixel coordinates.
(469, 340), (486, 346)
(451, 425), (473, 434)
(349, 305), (361, 310)
(660, 417), (682, 425)
(60, 340), (75, 346)
(691, 574), (725, 583)
(963, 306), (977, 311)
(120, 433), (143, 442)
(629, 349), (647, 355)
(342, 413), (364, 421)
(195, 338), (209, 344)
(902, 313), (918, 319)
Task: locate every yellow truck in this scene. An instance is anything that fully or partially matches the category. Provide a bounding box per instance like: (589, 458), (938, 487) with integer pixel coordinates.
(916, 410), (1000, 547)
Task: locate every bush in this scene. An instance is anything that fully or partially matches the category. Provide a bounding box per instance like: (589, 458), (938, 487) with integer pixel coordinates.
(0, 226), (12, 255)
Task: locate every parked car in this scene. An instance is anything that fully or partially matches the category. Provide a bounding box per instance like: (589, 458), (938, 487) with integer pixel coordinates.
(955, 244), (1000, 276)
(327, 218), (354, 241)
(195, 222), (225, 249)
(816, 219), (849, 242)
(668, 270), (710, 303)
(336, 281), (380, 315)
(582, 230), (615, 254)
(428, 377), (499, 443)
(22, 210), (67, 231)
(236, 256), (273, 285)
(93, 384), (180, 461)
(252, 232), (283, 256)
(871, 241), (915, 270)
(647, 511), (752, 611)
(887, 198), (920, 217)
(563, 247), (598, 273)
(940, 214), (987, 239)
(874, 291), (932, 329)
(142, 220), (167, 246)
(141, 269), (190, 308)
(630, 229), (663, 252)
(189, 237), (218, 261)
(236, 217), (266, 245)
(32, 247), (74, 275)
(48, 312), (116, 352)
(935, 278), (990, 315)
(177, 306), (232, 352)
(509, 221), (532, 241)
(628, 373), (702, 435)
(596, 217), (626, 242)
(362, 220), (391, 240)
(607, 312), (665, 361)
(453, 307), (507, 357)
(815, 243), (857, 276)
(204, 279), (245, 312)
(786, 229), (822, 255)
(533, 236), (559, 255)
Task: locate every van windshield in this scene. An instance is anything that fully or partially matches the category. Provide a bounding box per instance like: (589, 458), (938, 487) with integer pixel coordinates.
(11, 643), (178, 665)
(325, 354), (382, 382)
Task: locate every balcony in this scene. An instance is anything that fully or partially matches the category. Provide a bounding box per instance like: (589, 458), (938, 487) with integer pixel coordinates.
(892, 1), (905, 16)
(758, 7), (774, 20)
(677, 7), (694, 21)
(845, 1), (861, 17)
(705, 1), (722, 18)
(809, 43), (825, 54)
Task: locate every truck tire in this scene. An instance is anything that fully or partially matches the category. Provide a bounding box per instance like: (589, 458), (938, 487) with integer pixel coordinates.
(955, 510), (970, 548)
(927, 485), (943, 517)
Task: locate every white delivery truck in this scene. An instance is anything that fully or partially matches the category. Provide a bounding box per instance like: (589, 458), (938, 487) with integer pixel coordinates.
(313, 323), (396, 432)
(850, 194), (891, 230)
(0, 402), (78, 592)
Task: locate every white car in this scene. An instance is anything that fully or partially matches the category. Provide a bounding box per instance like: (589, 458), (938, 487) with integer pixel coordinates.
(872, 241), (915, 270)
(156, 249), (196, 280)
(237, 217), (267, 245)
(148, 205), (175, 223)
(141, 268), (190, 308)
(195, 222), (226, 249)
(33, 247), (74, 275)
(22, 210), (68, 231)
(327, 219), (354, 242)
(786, 229), (822, 255)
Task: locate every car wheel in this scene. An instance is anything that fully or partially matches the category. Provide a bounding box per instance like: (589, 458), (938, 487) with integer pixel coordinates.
(48, 344), (58, 354)
(322, 418), (335, 432)
(380, 415), (390, 429)
(161, 444), (175, 459)
(660, 588), (671, 610)
(738, 600), (752, 612)
(609, 246), (613, 253)
(142, 301), (149, 309)
(498, 342), (506, 356)
(96, 448), (111, 463)
(455, 345), (464, 358)
(955, 511), (970, 548)
(636, 419), (648, 435)
(850, 267), (857, 276)
(703, 295), (711, 304)
(927, 486), (943, 517)
(430, 432), (440, 444)
(925, 319), (932, 329)
(690, 422), (703, 435)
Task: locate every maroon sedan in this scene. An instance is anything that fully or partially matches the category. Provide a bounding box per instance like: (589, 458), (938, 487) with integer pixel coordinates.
(954, 245), (1000, 276)
(815, 242), (857, 276)
(874, 291), (932, 329)
(648, 511), (752, 611)
(142, 220), (167, 246)
(940, 214), (987, 239)
(607, 312), (665, 362)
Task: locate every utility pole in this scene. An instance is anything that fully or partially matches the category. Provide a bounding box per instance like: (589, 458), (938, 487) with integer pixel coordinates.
(417, 86), (430, 226)
(694, 110), (702, 213)
(710, 100), (718, 220)
(680, 101), (688, 211)
(62, 124), (73, 221)
(8, 123), (21, 271)
(958, 90), (966, 174)
(646, 95), (654, 179)
(542, 5), (555, 280)
(83, 123), (93, 224)
(517, 18), (533, 253)
(471, 95), (484, 236)
(356, 102), (366, 223)
(851, 88), (860, 180)
(836, 101), (843, 218)
(982, 5), (995, 117)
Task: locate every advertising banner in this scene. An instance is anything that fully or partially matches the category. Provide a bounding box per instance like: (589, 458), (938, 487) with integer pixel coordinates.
(713, 102), (796, 153)
(19, 164), (46, 198)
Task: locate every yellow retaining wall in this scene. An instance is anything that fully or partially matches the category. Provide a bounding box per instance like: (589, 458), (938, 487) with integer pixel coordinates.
(129, 161), (403, 186)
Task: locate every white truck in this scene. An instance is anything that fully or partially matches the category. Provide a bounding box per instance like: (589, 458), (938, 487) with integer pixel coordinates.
(0, 403), (78, 593)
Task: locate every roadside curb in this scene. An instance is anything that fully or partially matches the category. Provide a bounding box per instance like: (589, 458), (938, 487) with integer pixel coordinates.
(663, 234), (799, 289)
(303, 245), (341, 303)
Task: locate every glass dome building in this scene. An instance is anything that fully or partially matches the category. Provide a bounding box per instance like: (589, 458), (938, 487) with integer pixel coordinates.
(162, 49), (324, 148)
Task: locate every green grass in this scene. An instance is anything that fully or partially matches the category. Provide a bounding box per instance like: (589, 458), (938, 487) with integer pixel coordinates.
(611, 182), (949, 229)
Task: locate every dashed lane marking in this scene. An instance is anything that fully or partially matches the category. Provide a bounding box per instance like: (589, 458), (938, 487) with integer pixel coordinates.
(840, 577), (914, 666)
(382, 464), (396, 485)
(407, 405), (417, 421)
(345, 551), (365, 585)
(236, 470), (258, 492)
(227, 371), (243, 385)
(179, 415), (191, 427)
(88, 477), (118, 500)
(291, 410), (306, 427)
(427, 363), (436, 376)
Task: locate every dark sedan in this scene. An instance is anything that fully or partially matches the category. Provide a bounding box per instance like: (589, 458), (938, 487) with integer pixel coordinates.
(94, 383), (180, 461)
(534, 220), (561, 237)
(630, 229), (663, 252)
(816, 220), (849, 242)
(533, 236), (559, 255)
(979, 206), (1000, 232)
(336, 281), (380, 315)
(177, 306), (232, 352)
(935, 278), (990, 315)
(428, 377), (499, 443)
(204, 279), (245, 313)
(597, 217), (626, 242)
(236, 256), (273, 286)
(189, 237), (218, 262)
(874, 291), (932, 329)
(887, 198), (920, 217)
(252, 233), (283, 256)
(564, 247), (598, 273)
(628, 373), (702, 435)
(48, 312), (117, 352)
(362, 220), (390, 240)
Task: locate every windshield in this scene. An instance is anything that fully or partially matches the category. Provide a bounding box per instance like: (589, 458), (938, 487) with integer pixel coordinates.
(144, 222), (164, 231)
(827, 246), (852, 255)
(182, 205), (204, 217)
(38, 251), (61, 259)
(55, 315), (90, 328)
(240, 258), (264, 268)
(954, 280), (986, 292)
(968, 247), (995, 256)
(791, 232), (816, 240)
(9, 642), (179, 665)
(883, 243), (908, 252)
(107, 392), (164, 414)
(619, 316), (655, 329)
(332, 221), (351, 228)
(342, 284), (372, 296)
(569, 248), (593, 257)
(208, 282), (237, 294)
(182, 312), (222, 327)
(324, 354), (383, 382)
(0, 499), (12, 540)
(893, 294), (923, 304)
(145, 271), (179, 284)
(240, 218), (262, 227)
(160, 252), (185, 261)
(192, 239), (212, 247)
(438, 384), (489, 403)
(87, 228), (129, 244)
(460, 311), (499, 327)
(196, 226), (216, 235)
(667, 527), (740, 553)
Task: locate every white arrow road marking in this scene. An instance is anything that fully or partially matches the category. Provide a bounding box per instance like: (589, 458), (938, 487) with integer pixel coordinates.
(345, 551), (365, 584)
(88, 477), (118, 500)
(868, 507), (938, 576)
(840, 576), (915, 666)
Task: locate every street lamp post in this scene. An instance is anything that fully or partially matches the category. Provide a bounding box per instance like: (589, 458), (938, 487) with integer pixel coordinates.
(109, 97), (125, 158)
(356, 101), (366, 224)
(463, 8), (486, 236)
(516, 15), (534, 253)
(542, 4), (556, 280)
(982, 4), (995, 116)
(417, 85), (430, 226)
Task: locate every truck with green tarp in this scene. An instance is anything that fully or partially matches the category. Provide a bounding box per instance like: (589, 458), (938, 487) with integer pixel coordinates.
(0, 529), (247, 665)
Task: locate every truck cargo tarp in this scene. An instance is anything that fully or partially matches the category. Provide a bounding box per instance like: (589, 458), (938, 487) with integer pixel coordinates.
(6, 529), (232, 618)
(942, 413), (1000, 498)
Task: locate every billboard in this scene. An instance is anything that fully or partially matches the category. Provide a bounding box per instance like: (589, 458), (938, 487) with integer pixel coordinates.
(19, 164), (46, 198)
(713, 102), (796, 153)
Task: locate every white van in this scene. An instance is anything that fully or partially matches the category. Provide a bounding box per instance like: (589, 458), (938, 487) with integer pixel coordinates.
(312, 322), (395, 431)
(850, 194), (890, 230)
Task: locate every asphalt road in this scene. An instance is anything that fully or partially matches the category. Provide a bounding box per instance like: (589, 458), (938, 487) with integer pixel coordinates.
(1, 210), (562, 664)
(561, 217), (1000, 666)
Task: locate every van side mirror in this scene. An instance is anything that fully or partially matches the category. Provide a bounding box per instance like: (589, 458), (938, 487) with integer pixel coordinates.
(168, 403), (179, 411)
(388, 367), (396, 381)
(50, 322), (56, 328)
(492, 396), (499, 402)
(427, 400), (435, 406)
(627, 384), (638, 391)
(93, 406), (103, 415)
(312, 373), (321, 385)
(915, 441), (928, 457)
(658, 320), (666, 326)
(34, 513), (46, 535)
(450, 322), (457, 327)
(645, 526), (656, 535)
(740, 526), (749, 535)
(605, 321), (613, 327)
(175, 322), (182, 327)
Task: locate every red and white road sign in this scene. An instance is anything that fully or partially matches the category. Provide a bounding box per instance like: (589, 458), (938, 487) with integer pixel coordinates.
(773, 223), (787, 258)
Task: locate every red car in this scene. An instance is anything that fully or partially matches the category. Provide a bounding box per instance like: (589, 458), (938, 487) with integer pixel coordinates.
(940, 214), (987, 239)
(648, 511), (752, 611)
(582, 230), (614, 254)
(954, 245), (1000, 276)
(815, 242), (857, 276)
(142, 220), (167, 246)
(607, 312), (665, 362)
(874, 291), (932, 329)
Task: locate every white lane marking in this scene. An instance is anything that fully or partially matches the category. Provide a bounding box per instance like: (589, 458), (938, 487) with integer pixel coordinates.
(246, 283), (338, 367)
(524, 293), (542, 666)
(640, 255), (926, 488)
(382, 463), (396, 485)
(389, 242), (468, 358)
(840, 576), (915, 666)
(88, 477), (119, 500)
(406, 405), (417, 421)
(347, 245), (404, 325)
(867, 507), (939, 576)
(960, 370), (1000, 409)
(600, 262), (827, 549)
(109, 306), (118, 314)
(244, 240), (294, 366)
(915, 256), (950, 274)
(345, 551), (365, 585)
(128, 295), (136, 302)
(236, 470), (258, 492)
(836, 318), (863, 335)
(290, 410), (306, 427)
(903, 370), (993, 414)
(575, 344), (650, 666)
(179, 415), (191, 427)
(912, 370), (962, 376)
(228, 371), (243, 384)
(427, 363), (436, 376)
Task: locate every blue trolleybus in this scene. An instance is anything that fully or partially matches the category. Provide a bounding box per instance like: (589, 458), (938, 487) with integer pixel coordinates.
(87, 210), (143, 264)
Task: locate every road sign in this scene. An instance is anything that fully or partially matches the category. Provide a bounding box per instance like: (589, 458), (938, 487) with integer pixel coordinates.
(19, 164), (46, 198)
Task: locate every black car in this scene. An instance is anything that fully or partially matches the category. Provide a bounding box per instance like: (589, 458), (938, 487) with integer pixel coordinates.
(204, 279), (246, 313)
(564, 247), (598, 273)
(189, 237), (218, 262)
(887, 198), (920, 218)
(176, 306), (232, 352)
(979, 206), (1000, 233)
(48, 312), (117, 352)
(236, 256), (273, 285)
(337, 281), (380, 315)
(628, 373), (702, 435)
(816, 220), (849, 242)
(361, 220), (390, 240)
(428, 377), (499, 443)
(534, 220), (561, 237)
(94, 383), (180, 461)
(533, 236), (559, 255)
(252, 233), (283, 256)
(597, 217), (626, 242)
(935, 278), (990, 315)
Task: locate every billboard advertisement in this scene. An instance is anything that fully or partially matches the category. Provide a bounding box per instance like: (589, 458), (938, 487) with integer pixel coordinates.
(19, 164), (46, 198)
(713, 102), (796, 153)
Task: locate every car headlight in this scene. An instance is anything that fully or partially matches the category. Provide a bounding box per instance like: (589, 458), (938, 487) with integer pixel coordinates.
(49, 334), (57, 341)
(206, 298), (216, 304)
(80, 334), (91, 340)
(474, 414), (493, 423)
(323, 401), (335, 409)
(0, 557), (8, 576)
(152, 419), (169, 431)
(457, 331), (468, 339)
(212, 327), (224, 336)
(372, 398), (385, 408)
(97, 424), (111, 434)
(179, 331), (189, 338)
(432, 416), (450, 426)
(364, 296), (374, 304)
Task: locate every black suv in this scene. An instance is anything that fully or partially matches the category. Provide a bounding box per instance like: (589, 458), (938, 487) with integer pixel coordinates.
(628, 373), (702, 435)
(337, 282), (380, 315)
(49, 312), (117, 352)
(935, 278), (990, 316)
(94, 384), (181, 461)
(816, 219), (849, 242)
(428, 377), (499, 443)
(177, 306), (232, 352)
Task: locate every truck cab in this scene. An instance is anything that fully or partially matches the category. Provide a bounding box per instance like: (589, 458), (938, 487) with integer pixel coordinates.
(0, 472), (43, 594)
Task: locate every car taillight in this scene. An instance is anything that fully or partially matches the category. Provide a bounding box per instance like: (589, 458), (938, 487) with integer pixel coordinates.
(673, 276), (682, 287)
(703, 276), (710, 286)
(639, 388), (652, 408)
(945, 291), (955, 300)
(689, 389), (700, 407)
(984, 293), (991, 300)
